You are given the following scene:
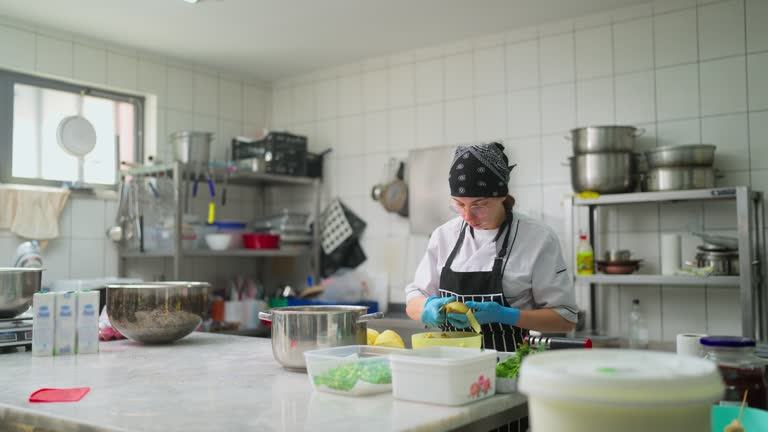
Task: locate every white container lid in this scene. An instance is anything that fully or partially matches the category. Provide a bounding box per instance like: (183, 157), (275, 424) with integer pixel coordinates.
(391, 347), (497, 366)
(518, 349), (723, 405)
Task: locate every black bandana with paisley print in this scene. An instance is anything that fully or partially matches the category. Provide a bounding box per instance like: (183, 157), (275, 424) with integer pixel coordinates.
(449, 142), (515, 197)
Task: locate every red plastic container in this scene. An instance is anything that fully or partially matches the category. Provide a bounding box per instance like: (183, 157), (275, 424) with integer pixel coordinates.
(243, 233), (280, 249)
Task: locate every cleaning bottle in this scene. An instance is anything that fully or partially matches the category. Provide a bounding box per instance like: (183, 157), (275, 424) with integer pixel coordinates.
(576, 233), (594, 275)
(628, 299), (649, 350)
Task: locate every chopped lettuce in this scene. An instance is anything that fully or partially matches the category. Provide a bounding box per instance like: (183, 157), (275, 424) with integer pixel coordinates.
(313, 361), (392, 391)
(496, 342), (545, 378)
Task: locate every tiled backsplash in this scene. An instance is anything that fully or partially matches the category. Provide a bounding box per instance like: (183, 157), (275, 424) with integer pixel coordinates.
(271, 0), (766, 341)
(0, 15), (271, 285)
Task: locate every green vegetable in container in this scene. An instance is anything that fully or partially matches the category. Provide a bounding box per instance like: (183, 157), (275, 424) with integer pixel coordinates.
(313, 361), (392, 391)
(496, 342), (546, 379)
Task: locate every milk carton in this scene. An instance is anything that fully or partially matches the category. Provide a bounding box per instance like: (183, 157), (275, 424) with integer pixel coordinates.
(75, 290), (100, 354)
(31, 291), (55, 357)
(54, 292), (76, 355)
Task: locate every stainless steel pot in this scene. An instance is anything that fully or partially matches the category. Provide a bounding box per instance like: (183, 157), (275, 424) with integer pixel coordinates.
(171, 131), (213, 164)
(644, 144), (716, 168)
(604, 250), (631, 262)
(0, 268), (42, 318)
(569, 152), (638, 194)
(568, 126), (644, 154)
(696, 251), (739, 276)
(642, 166), (715, 192)
(259, 306), (384, 371)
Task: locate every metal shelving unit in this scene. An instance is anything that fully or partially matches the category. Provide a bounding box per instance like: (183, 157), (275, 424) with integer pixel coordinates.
(118, 160), (322, 280)
(565, 186), (767, 342)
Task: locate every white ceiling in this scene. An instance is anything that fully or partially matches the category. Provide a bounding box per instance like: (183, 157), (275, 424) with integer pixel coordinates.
(0, 0), (647, 82)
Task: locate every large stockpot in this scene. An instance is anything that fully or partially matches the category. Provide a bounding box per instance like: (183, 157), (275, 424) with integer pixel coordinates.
(644, 144), (716, 168)
(568, 126), (644, 154)
(171, 131), (213, 164)
(642, 166), (715, 192)
(259, 306), (383, 371)
(0, 268), (42, 318)
(569, 152), (638, 194)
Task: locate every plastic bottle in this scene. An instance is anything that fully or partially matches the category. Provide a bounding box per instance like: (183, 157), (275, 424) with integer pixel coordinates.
(628, 299), (649, 350)
(576, 234), (594, 275)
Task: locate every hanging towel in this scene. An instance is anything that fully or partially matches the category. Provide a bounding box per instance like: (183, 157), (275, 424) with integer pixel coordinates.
(0, 184), (70, 240)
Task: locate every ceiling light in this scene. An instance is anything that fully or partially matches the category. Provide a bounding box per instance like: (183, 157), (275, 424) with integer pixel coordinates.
(183, 0), (200, 4)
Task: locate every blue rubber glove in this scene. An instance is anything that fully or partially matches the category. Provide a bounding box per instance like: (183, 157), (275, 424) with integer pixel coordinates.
(420, 296), (456, 327)
(465, 301), (521, 326)
(447, 312), (470, 329)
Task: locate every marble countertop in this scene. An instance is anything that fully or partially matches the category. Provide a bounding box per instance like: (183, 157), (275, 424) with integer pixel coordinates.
(0, 333), (526, 432)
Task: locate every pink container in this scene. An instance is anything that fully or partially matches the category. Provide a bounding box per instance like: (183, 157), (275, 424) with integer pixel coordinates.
(243, 233), (280, 249)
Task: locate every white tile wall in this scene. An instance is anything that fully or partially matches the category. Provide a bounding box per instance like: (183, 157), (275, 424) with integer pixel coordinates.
(272, 1), (768, 339)
(0, 16), (271, 286)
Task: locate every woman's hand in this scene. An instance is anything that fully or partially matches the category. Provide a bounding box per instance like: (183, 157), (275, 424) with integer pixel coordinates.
(420, 296), (457, 327)
(465, 301), (520, 326)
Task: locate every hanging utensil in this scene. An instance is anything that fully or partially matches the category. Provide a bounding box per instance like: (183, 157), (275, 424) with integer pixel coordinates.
(222, 149), (230, 206)
(379, 161), (408, 217)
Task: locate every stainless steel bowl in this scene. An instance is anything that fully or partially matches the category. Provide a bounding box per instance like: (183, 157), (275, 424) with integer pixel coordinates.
(569, 152), (638, 194)
(642, 166), (715, 192)
(106, 281), (210, 344)
(0, 268), (43, 318)
(171, 131), (213, 164)
(644, 144), (716, 168)
(569, 126), (643, 154)
(259, 306), (383, 371)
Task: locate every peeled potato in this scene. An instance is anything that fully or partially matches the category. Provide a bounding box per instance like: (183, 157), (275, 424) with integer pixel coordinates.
(443, 301), (482, 333)
(373, 330), (405, 348)
(367, 328), (380, 345)
(444, 301), (469, 314)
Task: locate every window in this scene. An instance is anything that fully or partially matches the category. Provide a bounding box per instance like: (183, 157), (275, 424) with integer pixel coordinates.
(0, 70), (143, 189)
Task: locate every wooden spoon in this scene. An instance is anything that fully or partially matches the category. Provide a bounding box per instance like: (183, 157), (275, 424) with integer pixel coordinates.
(724, 389), (749, 432)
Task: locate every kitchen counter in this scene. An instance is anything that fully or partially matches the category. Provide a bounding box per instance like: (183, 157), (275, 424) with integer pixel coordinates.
(0, 333), (527, 432)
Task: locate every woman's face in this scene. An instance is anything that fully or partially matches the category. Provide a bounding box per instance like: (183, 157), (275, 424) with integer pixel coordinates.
(450, 197), (505, 229)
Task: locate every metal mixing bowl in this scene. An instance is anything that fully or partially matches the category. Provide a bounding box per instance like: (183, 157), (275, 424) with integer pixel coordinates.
(0, 268), (43, 318)
(106, 281), (210, 344)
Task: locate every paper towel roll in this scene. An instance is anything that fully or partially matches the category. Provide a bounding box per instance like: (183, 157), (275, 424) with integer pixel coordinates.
(677, 333), (706, 357)
(661, 234), (681, 275)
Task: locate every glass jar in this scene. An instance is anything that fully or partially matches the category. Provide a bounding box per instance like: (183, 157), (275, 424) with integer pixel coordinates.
(701, 336), (767, 409)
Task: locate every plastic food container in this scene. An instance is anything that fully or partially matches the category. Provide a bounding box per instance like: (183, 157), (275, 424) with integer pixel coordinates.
(242, 233), (280, 249)
(207, 221), (246, 249)
(518, 349), (724, 432)
(411, 331), (482, 349)
(390, 347), (497, 405)
(304, 345), (403, 396)
(495, 351), (517, 394)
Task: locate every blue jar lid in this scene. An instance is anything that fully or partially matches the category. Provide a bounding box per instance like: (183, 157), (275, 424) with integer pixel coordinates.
(700, 336), (756, 347)
(207, 221), (246, 230)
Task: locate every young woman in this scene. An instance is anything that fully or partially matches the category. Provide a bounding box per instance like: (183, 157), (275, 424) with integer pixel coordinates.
(405, 142), (578, 352)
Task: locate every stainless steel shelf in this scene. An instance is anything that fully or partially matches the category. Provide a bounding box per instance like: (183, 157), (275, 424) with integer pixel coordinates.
(576, 274), (740, 287)
(121, 163), (317, 186)
(121, 247), (310, 258)
(573, 187), (748, 206)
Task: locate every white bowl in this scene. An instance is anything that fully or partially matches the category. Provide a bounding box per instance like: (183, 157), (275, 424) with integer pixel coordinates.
(205, 233), (232, 251)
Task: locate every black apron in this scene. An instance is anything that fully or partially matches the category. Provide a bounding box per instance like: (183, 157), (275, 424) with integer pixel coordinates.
(438, 212), (528, 352)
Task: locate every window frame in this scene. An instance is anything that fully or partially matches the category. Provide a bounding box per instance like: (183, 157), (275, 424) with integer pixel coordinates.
(0, 69), (144, 190)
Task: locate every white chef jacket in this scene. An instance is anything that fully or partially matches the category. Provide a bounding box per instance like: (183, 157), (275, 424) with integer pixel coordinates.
(405, 212), (579, 323)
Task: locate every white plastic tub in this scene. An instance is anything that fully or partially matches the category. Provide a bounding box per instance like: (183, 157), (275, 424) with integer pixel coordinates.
(518, 349), (724, 432)
(390, 347), (497, 406)
(304, 345), (402, 396)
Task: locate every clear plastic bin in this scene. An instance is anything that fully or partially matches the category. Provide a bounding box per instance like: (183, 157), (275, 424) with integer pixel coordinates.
(304, 345), (403, 396)
(390, 347), (497, 405)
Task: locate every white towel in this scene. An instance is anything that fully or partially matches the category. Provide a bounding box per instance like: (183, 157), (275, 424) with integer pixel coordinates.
(0, 184), (70, 240)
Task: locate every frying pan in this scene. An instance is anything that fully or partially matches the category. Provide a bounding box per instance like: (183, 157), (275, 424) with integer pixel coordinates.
(379, 161), (408, 217)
